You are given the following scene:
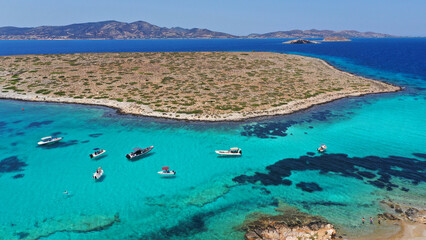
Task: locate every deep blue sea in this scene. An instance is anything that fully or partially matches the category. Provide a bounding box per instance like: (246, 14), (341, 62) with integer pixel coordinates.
(0, 38), (425, 240)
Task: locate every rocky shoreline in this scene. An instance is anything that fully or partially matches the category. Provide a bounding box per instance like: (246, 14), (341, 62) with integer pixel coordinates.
(351, 199), (426, 240)
(242, 207), (336, 240)
(379, 199), (426, 223)
(240, 198), (425, 240)
(0, 83), (400, 122)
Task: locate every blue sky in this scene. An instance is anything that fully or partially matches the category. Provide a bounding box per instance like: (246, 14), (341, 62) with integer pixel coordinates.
(0, 0), (424, 36)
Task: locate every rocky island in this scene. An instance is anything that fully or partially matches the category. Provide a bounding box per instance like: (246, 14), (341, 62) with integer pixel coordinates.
(323, 37), (351, 42)
(0, 52), (399, 121)
(283, 39), (319, 44)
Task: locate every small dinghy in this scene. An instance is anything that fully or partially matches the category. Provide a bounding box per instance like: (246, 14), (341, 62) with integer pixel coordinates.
(215, 147), (242, 156)
(38, 136), (63, 146)
(158, 167), (176, 176)
(126, 146), (154, 160)
(93, 167), (103, 180)
(317, 144), (327, 153)
(90, 148), (106, 159)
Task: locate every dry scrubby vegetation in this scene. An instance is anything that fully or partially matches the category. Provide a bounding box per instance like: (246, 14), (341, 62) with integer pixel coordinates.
(0, 52), (390, 115)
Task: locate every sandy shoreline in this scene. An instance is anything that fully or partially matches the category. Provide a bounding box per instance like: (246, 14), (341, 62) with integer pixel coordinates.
(0, 84), (400, 122)
(348, 220), (425, 240)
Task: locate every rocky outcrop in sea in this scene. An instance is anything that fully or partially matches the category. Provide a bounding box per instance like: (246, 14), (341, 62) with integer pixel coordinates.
(283, 39), (319, 44)
(242, 207), (336, 240)
(379, 199), (426, 223)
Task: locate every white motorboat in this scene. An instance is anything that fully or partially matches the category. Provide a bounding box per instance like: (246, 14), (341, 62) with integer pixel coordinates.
(317, 144), (327, 153)
(158, 167), (176, 176)
(126, 146), (154, 160)
(93, 167), (104, 180)
(215, 147), (242, 156)
(38, 136), (63, 146)
(90, 148), (106, 159)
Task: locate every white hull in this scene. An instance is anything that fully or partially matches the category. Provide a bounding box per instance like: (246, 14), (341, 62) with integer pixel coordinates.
(215, 151), (241, 156)
(158, 171), (176, 176)
(126, 146), (154, 159)
(38, 137), (63, 146)
(90, 150), (106, 159)
(317, 146), (327, 153)
(93, 170), (104, 180)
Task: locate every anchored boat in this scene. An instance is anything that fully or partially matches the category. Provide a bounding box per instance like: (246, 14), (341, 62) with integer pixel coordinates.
(158, 167), (176, 176)
(317, 144), (327, 153)
(90, 148), (106, 159)
(126, 146), (154, 160)
(215, 147), (242, 156)
(37, 136), (63, 146)
(93, 167), (103, 180)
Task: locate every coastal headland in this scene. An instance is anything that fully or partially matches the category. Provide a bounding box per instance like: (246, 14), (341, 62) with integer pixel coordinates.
(0, 51), (400, 121)
(241, 199), (426, 240)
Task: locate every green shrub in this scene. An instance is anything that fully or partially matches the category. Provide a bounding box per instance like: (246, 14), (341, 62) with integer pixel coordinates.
(54, 91), (66, 96)
(177, 110), (203, 114)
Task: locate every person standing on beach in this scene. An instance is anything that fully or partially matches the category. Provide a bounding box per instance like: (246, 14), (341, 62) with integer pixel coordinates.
(362, 218), (365, 224)
(370, 217), (373, 224)
(378, 217), (381, 224)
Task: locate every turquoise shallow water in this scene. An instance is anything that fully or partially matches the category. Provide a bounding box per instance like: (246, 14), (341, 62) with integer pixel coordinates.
(0, 39), (426, 239)
(1, 91), (425, 239)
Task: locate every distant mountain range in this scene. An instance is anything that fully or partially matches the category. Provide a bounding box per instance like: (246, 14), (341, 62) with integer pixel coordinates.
(0, 20), (397, 40)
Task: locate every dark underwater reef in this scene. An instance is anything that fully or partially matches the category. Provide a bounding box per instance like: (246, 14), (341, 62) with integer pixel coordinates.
(233, 153), (426, 192)
(241, 110), (344, 139)
(0, 156), (27, 174)
(138, 198), (277, 240)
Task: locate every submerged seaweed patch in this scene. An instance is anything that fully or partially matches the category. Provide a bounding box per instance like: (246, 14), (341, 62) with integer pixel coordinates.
(412, 153), (426, 159)
(89, 133), (103, 138)
(158, 211), (213, 238)
(301, 200), (347, 207)
(140, 208), (227, 239)
(301, 200), (346, 210)
(15, 232), (29, 239)
(233, 153), (426, 191)
(26, 120), (53, 128)
(296, 182), (323, 193)
(310, 110), (343, 121)
(139, 198), (277, 240)
(240, 109), (347, 139)
(12, 174), (25, 179)
(51, 131), (64, 136)
(0, 156), (27, 173)
(241, 120), (298, 138)
(357, 171), (376, 179)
